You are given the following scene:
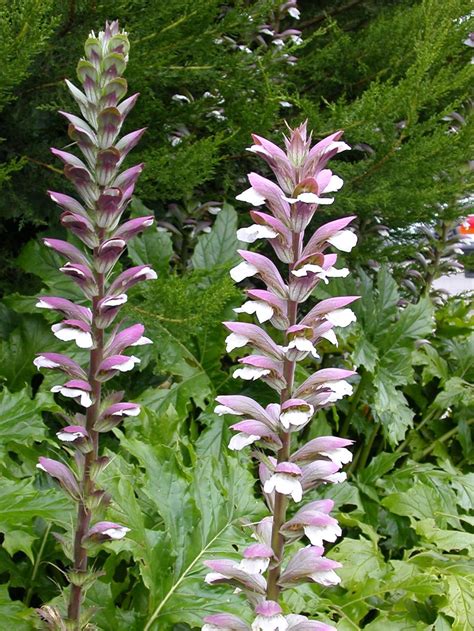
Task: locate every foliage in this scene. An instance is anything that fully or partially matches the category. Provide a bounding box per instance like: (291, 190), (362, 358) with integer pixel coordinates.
(0, 0), (472, 290)
(0, 0), (472, 628)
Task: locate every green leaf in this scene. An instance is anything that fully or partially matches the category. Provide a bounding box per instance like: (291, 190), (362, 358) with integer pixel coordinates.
(441, 574), (474, 630)
(3, 530), (37, 563)
(0, 314), (60, 390)
(330, 537), (386, 589)
(0, 388), (48, 453)
(191, 204), (240, 270)
(433, 377), (474, 409)
(382, 481), (446, 522)
(353, 336), (378, 372)
(358, 452), (404, 485)
(0, 478), (71, 528)
(127, 227), (173, 274)
(372, 379), (414, 445)
(0, 585), (34, 629)
(415, 519), (474, 553)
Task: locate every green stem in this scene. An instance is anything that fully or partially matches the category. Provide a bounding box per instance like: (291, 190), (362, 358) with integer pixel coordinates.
(414, 418), (474, 461)
(352, 423), (378, 474)
(24, 523), (52, 607)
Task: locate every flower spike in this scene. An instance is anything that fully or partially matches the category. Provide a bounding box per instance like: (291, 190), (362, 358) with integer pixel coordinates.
(205, 123), (357, 628)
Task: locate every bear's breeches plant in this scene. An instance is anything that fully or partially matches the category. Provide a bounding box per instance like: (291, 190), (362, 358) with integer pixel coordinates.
(203, 123), (359, 631)
(33, 21), (155, 627)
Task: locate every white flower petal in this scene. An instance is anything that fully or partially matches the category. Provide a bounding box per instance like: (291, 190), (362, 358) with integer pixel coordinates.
(103, 526), (130, 539)
(325, 308), (356, 327)
(228, 433), (260, 451)
(238, 557), (269, 575)
(304, 522), (342, 546)
(234, 300), (274, 323)
(131, 336), (153, 346)
(320, 447), (353, 466)
(325, 266), (350, 278)
(309, 569), (341, 586)
(279, 410), (311, 430)
(237, 225), (278, 243)
(230, 261), (258, 282)
(112, 356), (141, 372)
(225, 332), (249, 353)
(321, 329), (338, 346)
(322, 174), (344, 193)
(287, 338), (319, 357)
(236, 187), (266, 206)
(56, 431), (84, 442)
(233, 366), (270, 381)
(34, 356), (60, 369)
(291, 264), (324, 278)
(327, 230), (357, 252)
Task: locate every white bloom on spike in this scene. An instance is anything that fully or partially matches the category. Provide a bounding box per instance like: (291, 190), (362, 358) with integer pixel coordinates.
(235, 187), (266, 205)
(238, 557), (270, 575)
(230, 261), (258, 282)
(325, 308), (357, 327)
(291, 263), (324, 278)
(304, 522), (342, 547)
(321, 329), (338, 346)
(204, 572), (225, 584)
(323, 379), (353, 402)
(327, 230), (358, 252)
(51, 385), (92, 408)
(264, 474), (302, 502)
(325, 472), (347, 484)
(309, 568), (341, 586)
(286, 337), (319, 358)
(325, 141), (351, 154)
(102, 294), (127, 307)
(33, 356), (60, 370)
(110, 356), (141, 372)
(102, 525), (130, 539)
(283, 193), (334, 205)
(234, 300), (274, 323)
(237, 225), (278, 243)
(252, 614), (288, 631)
(214, 404), (241, 416)
(56, 430), (85, 442)
(131, 336), (153, 346)
(279, 407), (313, 430)
(288, 7), (301, 19)
(228, 433), (260, 450)
(51, 324), (93, 349)
(325, 266), (350, 279)
(322, 174), (344, 193)
(225, 332), (249, 353)
(172, 94), (190, 103)
(320, 447), (353, 466)
(234, 366), (271, 381)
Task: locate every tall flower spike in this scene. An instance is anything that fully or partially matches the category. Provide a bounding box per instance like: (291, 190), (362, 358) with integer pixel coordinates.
(34, 22), (155, 627)
(205, 123), (358, 629)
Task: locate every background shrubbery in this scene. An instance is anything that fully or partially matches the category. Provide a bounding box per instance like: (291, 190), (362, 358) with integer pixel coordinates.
(0, 1), (472, 629)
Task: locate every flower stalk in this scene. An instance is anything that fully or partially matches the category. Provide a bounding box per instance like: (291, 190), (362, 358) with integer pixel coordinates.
(34, 22), (154, 629)
(204, 123), (359, 630)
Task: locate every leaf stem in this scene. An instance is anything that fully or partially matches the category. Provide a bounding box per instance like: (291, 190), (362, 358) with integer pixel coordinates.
(24, 522), (52, 607)
(414, 417), (474, 461)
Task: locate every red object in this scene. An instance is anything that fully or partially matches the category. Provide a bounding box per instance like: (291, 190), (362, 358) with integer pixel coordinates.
(459, 215), (474, 235)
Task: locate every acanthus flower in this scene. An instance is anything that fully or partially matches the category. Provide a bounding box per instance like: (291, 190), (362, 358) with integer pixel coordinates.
(205, 121), (357, 628)
(33, 21), (155, 628)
